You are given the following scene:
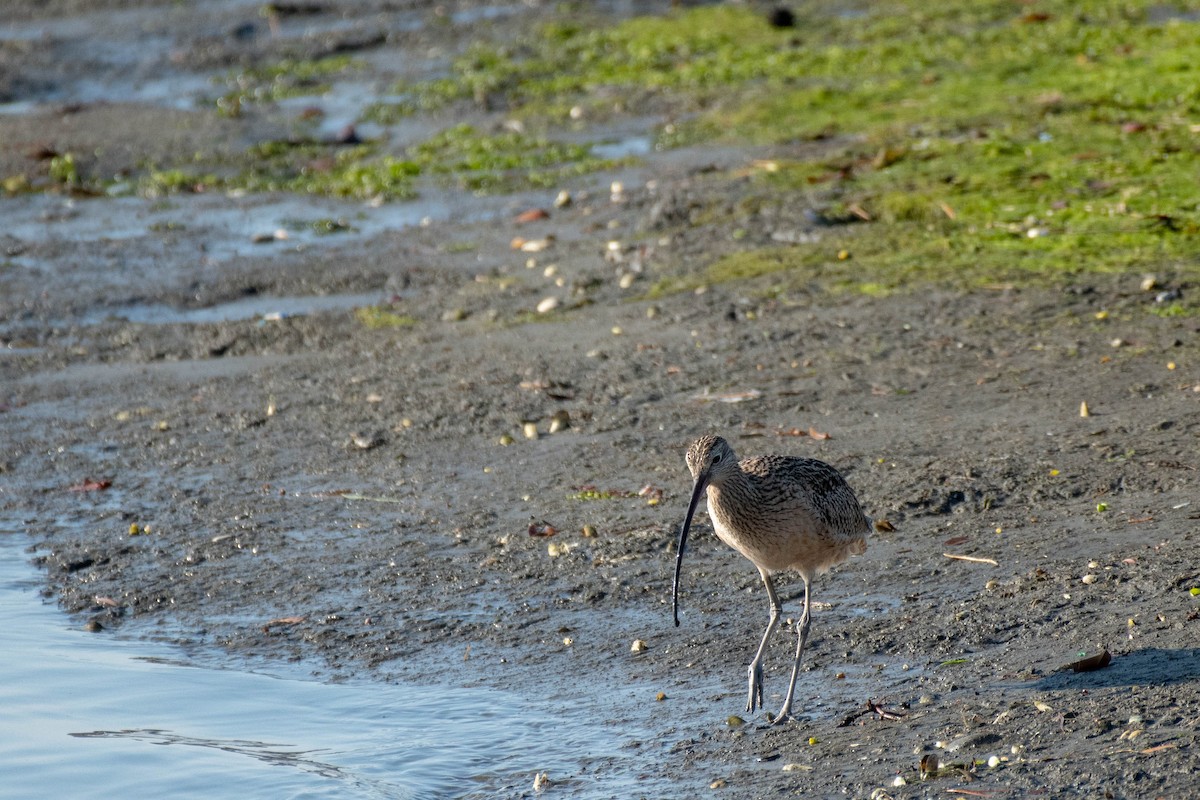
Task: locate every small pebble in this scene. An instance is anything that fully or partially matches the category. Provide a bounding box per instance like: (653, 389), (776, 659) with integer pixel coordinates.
(523, 422), (539, 440)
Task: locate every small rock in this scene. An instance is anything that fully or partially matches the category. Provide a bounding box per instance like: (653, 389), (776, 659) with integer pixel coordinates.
(523, 422), (539, 440)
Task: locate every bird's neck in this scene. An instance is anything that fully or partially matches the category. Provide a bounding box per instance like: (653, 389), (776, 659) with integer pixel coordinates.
(708, 470), (754, 506)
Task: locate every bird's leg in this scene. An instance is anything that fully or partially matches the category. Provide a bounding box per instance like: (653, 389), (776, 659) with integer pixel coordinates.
(771, 576), (812, 725)
(746, 568), (782, 714)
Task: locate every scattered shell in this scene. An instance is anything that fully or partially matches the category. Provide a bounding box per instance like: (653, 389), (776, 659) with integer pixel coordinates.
(554, 189), (572, 208)
(549, 409), (570, 433)
(710, 779), (727, 789)
(499, 433), (514, 446)
(631, 639), (648, 653)
(1082, 574), (1098, 584)
(441, 308), (467, 322)
(1064, 649), (1112, 673)
(523, 422), (539, 440)
(366, 392), (383, 403)
(533, 771), (550, 792)
(782, 763), (812, 772)
(581, 524), (598, 538)
(568, 105), (584, 120)
(536, 296), (559, 314)
(1034, 700), (1054, 712)
(892, 776), (907, 787)
(561, 636), (573, 646)
(350, 432), (384, 450)
(528, 521), (557, 537)
(619, 273), (636, 289)
(610, 181), (625, 202)
(987, 755), (1001, 768)
(611, 326), (623, 336)
(520, 236), (554, 252)
(726, 715), (745, 727)
(1140, 275), (1158, 291)
(1079, 400), (1090, 417)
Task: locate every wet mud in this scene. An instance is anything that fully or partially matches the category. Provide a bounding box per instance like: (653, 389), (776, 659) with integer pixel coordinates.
(3, 2), (1199, 797)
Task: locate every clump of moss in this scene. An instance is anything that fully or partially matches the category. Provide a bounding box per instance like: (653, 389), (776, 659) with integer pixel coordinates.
(214, 55), (362, 116)
(354, 306), (417, 329)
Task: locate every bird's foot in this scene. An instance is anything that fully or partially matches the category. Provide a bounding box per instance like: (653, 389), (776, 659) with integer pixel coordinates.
(767, 706), (796, 727)
(745, 662), (765, 713)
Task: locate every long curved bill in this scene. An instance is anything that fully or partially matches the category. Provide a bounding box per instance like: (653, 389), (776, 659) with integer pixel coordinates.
(672, 476), (708, 627)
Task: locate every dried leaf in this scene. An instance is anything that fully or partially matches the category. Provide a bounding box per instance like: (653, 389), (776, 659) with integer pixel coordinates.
(263, 616), (306, 632)
(1063, 649), (1112, 673)
(874, 519), (896, 532)
(68, 478), (112, 492)
(943, 553), (999, 566)
(693, 389), (762, 403)
(514, 208), (550, 224)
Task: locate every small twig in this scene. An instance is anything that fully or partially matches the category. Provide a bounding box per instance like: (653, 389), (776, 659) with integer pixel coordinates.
(943, 553), (999, 566)
(867, 699), (906, 721)
(838, 699), (904, 727)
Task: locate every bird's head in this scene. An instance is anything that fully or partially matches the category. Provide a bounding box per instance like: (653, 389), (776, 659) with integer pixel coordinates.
(685, 434), (737, 488)
(673, 434), (738, 627)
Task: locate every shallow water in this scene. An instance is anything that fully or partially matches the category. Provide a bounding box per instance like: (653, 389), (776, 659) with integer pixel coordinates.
(0, 534), (649, 799)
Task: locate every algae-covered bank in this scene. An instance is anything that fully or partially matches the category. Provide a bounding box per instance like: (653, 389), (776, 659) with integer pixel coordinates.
(2, 1), (1199, 797)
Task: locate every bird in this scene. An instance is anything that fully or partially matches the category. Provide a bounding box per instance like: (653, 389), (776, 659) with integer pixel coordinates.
(671, 434), (872, 725)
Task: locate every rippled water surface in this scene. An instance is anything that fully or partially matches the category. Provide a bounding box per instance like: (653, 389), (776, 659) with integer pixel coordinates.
(0, 535), (645, 799)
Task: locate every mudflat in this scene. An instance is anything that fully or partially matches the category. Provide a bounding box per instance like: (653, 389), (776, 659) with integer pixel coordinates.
(3, 2), (1198, 797)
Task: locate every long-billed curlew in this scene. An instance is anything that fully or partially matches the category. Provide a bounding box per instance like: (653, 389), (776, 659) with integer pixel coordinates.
(672, 434), (871, 725)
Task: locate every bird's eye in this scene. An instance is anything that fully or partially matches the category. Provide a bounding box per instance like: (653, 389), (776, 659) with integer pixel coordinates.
(711, 454), (722, 464)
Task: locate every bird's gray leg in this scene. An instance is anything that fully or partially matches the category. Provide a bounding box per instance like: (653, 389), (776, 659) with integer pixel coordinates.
(771, 576), (812, 725)
(746, 568), (782, 714)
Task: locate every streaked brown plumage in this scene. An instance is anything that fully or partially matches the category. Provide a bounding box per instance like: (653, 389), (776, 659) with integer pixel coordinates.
(672, 434), (871, 724)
